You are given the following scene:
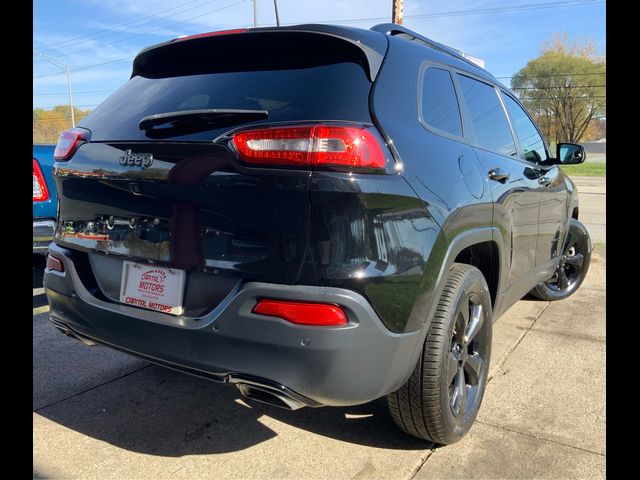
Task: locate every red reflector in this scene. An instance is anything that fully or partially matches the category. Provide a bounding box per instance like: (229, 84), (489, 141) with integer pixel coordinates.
(232, 124), (386, 169)
(172, 29), (248, 42)
(33, 158), (49, 202)
(54, 127), (91, 161)
(252, 299), (348, 326)
(46, 254), (64, 272)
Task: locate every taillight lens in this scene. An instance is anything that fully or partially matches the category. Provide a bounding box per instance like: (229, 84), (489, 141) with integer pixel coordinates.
(54, 127), (91, 161)
(33, 158), (49, 202)
(232, 125), (387, 169)
(252, 299), (348, 326)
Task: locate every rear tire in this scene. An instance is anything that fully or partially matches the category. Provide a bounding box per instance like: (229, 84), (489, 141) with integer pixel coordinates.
(387, 263), (492, 445)
(529, 218), (591, 301)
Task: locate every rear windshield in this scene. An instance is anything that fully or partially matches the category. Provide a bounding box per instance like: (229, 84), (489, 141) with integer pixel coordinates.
(81, 61), (372, 142)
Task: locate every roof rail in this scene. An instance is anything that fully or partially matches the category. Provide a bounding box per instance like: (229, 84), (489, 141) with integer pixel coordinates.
(370, 23), (491, 75)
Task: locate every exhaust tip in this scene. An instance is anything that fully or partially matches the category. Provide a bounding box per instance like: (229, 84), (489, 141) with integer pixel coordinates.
(235, 383), (305, 410)
(49, 317), (96, 346)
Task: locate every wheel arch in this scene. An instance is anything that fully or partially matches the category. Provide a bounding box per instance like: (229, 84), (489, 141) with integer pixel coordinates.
(399, 227), (505, 385)
(453, 241), (500, 310)
(418, 226), (505, 330)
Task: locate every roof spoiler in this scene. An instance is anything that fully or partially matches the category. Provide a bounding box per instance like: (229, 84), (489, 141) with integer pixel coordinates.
(132, 24), (389, 82)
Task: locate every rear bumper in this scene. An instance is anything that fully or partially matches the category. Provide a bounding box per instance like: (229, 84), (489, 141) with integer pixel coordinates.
(33, 220), (56, 254)
(43, 243), (424, 407)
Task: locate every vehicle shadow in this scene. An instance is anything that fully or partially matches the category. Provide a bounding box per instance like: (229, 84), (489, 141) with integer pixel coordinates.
(35, 357), (430, 456)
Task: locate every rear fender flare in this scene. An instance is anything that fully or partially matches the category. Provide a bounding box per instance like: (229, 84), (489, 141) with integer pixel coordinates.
(399, 227), (505, 383)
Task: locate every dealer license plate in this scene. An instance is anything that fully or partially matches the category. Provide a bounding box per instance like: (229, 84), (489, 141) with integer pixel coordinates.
(119, 261), (186, 315)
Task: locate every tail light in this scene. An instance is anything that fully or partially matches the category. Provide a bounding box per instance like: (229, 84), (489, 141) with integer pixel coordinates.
(252, 299), (348, 326)
(54, 127), (91, 161)
(33, 158), (49, 202)
(232, 124), (387, 169)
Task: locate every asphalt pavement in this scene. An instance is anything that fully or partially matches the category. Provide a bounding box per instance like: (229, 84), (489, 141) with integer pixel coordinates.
(33, 176), (605, 479)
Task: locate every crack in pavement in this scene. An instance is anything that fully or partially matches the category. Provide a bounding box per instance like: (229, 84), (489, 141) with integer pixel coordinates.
(407, 298), (561, 476)
(407, 448), (436, 480)
(476, 420), (605, 457)
(34, 364), (152, 413)
(487, 301), (551, 383)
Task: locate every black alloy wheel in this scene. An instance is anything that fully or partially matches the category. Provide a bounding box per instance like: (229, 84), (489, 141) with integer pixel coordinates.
(530, 218), (591, 301)
(388, 263), (492, 445)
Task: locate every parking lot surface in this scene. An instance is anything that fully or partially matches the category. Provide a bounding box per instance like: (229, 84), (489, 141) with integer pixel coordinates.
(33, 176), (605, 479)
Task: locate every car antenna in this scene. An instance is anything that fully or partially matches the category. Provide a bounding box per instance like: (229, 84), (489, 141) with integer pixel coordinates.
(273, 0), (280, 27)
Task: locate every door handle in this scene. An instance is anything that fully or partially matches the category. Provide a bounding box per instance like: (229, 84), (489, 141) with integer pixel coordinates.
(538, 176), (552, 187)
(488, 168), (510, 183)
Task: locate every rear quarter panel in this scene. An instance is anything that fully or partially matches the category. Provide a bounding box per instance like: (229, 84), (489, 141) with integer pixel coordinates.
(368, 37), (497, 329)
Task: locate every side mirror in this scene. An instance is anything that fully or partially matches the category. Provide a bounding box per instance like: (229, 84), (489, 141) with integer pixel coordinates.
(556, 143), (586, 165)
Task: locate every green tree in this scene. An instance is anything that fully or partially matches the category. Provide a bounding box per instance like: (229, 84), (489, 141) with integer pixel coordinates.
(511, 34), (605, 144)
(33, 105), (93, 144)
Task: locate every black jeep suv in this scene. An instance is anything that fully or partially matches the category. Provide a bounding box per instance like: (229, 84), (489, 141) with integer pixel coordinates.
(44, 23), (591, 445)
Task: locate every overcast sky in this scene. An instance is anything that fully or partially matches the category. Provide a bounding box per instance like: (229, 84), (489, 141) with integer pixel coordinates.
(33, 0), (606, 111)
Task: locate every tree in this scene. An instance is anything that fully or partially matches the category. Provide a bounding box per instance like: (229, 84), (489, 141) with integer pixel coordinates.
(33, 105), (93, 144)
(511, 34), (605, 144)
(581, 117), (606, 142)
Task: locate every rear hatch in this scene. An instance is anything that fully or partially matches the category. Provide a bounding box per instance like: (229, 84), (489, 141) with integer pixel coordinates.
(53, 27), (385, 315)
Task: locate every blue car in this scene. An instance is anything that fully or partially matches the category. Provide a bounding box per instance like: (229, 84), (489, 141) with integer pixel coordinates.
(33, 144), (57, 254)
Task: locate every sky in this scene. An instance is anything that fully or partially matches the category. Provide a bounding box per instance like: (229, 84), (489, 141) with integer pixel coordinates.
(33, 0), (606, 111)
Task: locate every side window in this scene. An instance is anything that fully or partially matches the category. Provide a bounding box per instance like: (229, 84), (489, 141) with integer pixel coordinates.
(420, 67), (463, 137)
(501, 93), (548, 164)
(456, 74), (517, 157)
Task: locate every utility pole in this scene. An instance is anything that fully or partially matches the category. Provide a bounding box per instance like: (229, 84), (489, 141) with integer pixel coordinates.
(33, 50), (75, 127)
(273, 0), (280, 27)
(253, 0), (257, 27)
(392, 0), (404, 25)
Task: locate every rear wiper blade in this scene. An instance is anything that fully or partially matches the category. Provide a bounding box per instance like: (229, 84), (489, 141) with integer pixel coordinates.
(139, 109), (268, 132)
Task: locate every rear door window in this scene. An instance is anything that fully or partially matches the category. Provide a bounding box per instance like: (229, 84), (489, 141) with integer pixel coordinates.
(420, 67), (463, 138)
(456, 74), (517, 157)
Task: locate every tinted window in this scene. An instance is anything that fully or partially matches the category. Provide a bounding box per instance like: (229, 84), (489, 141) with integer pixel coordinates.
(421, 68), (462, 137)
(456, 74), (516, 157)
(502, 93), (547, 164)
(82, 62), (372, 142)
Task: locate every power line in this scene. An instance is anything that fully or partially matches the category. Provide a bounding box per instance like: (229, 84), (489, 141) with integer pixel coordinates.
(35, 0), (603, 62)
(74, 59), (133, 72)
(31, 0), (605, 79)
(34, 0), (248, 80)
(281, 0), (605, 26)
(498, 72), (606, 79)
(34, 0), (138, 35)
(518, 95), (606, 99)
(48, 0), (249, 60)
(515, 85), (607, 88)
(34, 0), (248, 79)
(34, 58), (133, 79)
(407, 0), (604, 19)
(36, 0), (220, 54)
